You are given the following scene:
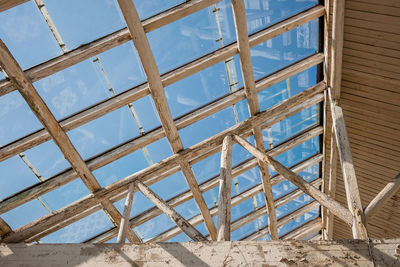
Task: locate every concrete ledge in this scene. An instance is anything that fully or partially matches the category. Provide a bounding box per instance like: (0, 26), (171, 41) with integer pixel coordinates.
(1, 239), (399, 266)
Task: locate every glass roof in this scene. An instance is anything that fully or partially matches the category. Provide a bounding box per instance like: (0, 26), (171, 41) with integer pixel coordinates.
(0, 0), (323, 243)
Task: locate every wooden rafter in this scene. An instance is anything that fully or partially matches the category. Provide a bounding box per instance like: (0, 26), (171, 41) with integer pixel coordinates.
(134, 180), (207, 242)
(328, 89), (368, 239)
(0, 40), (140, 244)
(231, 0), (278, 240)
(1, 83), (325, 243)
(233, 134), (353, 226)
(116, 0), (217, 240)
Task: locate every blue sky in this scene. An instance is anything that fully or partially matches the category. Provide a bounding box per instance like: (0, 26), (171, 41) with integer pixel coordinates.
(0, 0), (321, 243)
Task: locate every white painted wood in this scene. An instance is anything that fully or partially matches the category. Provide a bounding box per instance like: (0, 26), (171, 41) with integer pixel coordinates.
(135, 180), (207, 242)
(116, 183), (135, 243)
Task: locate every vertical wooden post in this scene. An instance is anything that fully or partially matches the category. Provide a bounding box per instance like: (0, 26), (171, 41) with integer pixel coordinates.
(328, 89), (368, 239)
(217, 136), (233, 241)
(116, 183), (135, 243)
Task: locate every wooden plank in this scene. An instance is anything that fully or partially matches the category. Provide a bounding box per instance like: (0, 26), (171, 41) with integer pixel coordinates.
(0, 217), (12, 237)
(330, 0), (345, 100)
(233, 134), (353, 226)
(116, 183), (135, 244)
(364, 174), (400, 220)
(231, 0), (278, 240)
(0, 0), (28, 12)
(217, 136), (233, 241)
(1, 89), (324, 244)
(134, 180), (207, 242)
(328, 89), (368, 239)
(0, 40), (139, 244)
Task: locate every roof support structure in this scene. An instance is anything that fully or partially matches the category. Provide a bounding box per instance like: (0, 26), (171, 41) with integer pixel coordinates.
(87, 128), (323, 243)
(328, 89), (368, 240)
(233, 134), (353, 226)
(0, 82), (325, 243)
(0, 40), (140, 244)
(231, 0), (278, 240)
(116, 183), (136, 244)
(116, 0), (217, 240)
(217, 136), (233, 241)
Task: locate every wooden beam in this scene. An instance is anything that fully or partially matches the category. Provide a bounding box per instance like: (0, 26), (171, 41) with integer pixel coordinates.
(116, 0), (217, 241)
(116, 183), (135, 244)
(1, 86), (325, 243)
(325, 126), (338, 240)
(217, 136), (233, 241)
(328, 89), (368, 239)
(233, 134), (353, 226)
(0, 0), (28, 12)
(330, 0), (345, 100)
(231, 0), (278, 240)
(0, 40), (139, 244)
(134, 180), (207, 242)
(364, 173), (400, 220)
(87, 129), (323, 244)
(0, 217), (12, 238)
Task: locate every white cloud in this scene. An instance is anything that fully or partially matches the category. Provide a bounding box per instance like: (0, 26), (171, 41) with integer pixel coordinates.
(51, 87), (78, 116)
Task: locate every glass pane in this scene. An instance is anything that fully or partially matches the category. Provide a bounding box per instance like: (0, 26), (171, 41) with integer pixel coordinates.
(0, 91), (42, 146)
(0, 1), (60, 69)
(251, 19), (319, 81)
(245, 0), (318, 34)
(134, 0), (186, 20)
(44, 0), (125, 49)
(148, 0), (236, 74)
(278, 207), (319, 237)
(1, 199), (49, 230)
(41, 210), (114, 243)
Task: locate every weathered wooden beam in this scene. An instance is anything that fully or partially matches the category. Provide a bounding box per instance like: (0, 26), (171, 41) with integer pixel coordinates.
(330, 0), (345, 100)
(242, 201), (320, 241)
(0, 217), (12, 238)
(0, 0), (28, 12)
(116, 183), (135, 244)
(325, 126), (338, 240)
(231, 0), (278, 240)
(1, 85), (325, 243)
(0, 52), (323, 164)
(233, 134), (353, 226)
(86, 129), (323, 244)
(364, 173), (400, 220)
(328, 89), (368, 239)
(116, 0), (217, 240)
(0, 40), (139, 244)
(134, 180), (207, 242)
(217, 136), (233, 241)
(2, 239), (400, 266)
(0, 0), (223, 96)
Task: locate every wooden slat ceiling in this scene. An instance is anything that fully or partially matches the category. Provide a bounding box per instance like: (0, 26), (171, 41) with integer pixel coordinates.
(324, 0), (400, 239)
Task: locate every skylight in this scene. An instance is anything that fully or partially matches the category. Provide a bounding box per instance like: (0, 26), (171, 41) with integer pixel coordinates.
(0, 0), (324, 243)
